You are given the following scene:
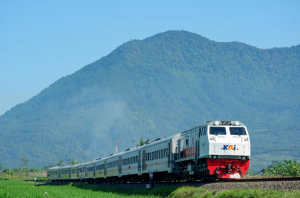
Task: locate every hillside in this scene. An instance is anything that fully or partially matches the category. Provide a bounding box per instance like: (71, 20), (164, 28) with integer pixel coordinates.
(0, 30), (299, 171)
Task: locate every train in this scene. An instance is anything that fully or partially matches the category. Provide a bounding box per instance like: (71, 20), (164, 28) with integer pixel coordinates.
(48, 120), (250, 183)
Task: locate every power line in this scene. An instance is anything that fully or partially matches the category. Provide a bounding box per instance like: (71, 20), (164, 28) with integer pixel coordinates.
(251, 146), (300, 151)
(250, 125), (300, 134)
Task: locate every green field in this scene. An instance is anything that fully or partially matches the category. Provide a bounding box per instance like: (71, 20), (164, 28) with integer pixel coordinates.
(0, 179), (300, 198)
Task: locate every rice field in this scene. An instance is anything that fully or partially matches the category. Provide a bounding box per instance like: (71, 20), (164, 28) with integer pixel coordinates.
(1, 178), (300, 198)
(0, 179), (162, 198)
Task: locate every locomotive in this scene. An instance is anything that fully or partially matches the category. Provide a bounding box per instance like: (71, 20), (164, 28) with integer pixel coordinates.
(48, 120), (250, 183)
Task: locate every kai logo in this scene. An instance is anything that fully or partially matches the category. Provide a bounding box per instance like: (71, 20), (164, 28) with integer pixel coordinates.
(223, 145), (236, 150)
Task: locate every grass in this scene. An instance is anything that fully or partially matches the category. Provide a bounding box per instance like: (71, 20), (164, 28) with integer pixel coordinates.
(169, 186), (300, 198)
(0, 178), (300, 198)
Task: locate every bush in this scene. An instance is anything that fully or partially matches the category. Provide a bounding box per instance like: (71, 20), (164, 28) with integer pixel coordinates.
(263, 159), (300, 176)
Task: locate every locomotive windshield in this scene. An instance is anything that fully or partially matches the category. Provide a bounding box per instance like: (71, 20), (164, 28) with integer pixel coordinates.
(209, 127), (226, 135)
(230, 127), (247, 135)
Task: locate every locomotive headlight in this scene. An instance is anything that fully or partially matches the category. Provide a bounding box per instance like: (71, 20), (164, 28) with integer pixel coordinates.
(214, 121), (219, 125)
(212, 155), (218, 160)
(235, 121), (239, 126)
(241, 156), (246, 161)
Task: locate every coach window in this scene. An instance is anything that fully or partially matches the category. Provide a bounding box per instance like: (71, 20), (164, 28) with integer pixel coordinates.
(186, 139), (189, 147)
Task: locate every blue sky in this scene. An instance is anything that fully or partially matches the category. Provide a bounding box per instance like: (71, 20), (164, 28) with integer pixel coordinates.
(0, 0), (299, 116)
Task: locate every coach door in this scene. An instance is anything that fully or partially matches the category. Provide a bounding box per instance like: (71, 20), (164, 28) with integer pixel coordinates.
(177, 139), (181, 161)
(104, 160), (107, 178)
(118, 156), (122, 177)
(142, 149), (147, 171)
(168, 142), (170, 168)
(93, 164), (96, 179)
(138, 150), (141, 175)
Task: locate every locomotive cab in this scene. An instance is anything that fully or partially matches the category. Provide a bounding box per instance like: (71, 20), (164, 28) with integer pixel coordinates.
(207, 121), (250, 179)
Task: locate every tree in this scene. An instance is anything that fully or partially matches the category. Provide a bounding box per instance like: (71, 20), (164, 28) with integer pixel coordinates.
(71, 159), (78, 165)
(0, 165), (2, 172)
(3, 168), (13, 177)
(12, 167), (21, 172)
(20, 154), (29, 178)
(57, 160), (64, 166)
(30, 168), (42, 172)
(132, 138), (150, 146)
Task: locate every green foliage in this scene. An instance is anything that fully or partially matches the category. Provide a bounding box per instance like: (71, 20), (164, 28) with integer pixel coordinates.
(71, 159), (78, 165)
(19, 154), (28, 170)
(12, 167), (21, 172)
(29, 168), (42, 172)
(57, 160), (64, 166)
(263, 159), (300, 176)
(133, 138), (150, 146)
(2, 169), (14, 176)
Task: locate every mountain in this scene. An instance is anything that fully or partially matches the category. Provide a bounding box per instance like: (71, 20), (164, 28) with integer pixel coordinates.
(0, 30), (299, 171)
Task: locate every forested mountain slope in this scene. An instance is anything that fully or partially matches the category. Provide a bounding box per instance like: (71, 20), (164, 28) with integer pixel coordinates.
(0, 30), (299, 171)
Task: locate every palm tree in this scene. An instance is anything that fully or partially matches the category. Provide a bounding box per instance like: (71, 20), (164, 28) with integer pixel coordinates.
(132, 137), (150, 146)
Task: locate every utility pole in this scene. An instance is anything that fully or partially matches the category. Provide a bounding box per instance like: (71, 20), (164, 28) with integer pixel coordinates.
(27, 160), (28, 179)
(115, 140), (118, 154)
(69, 158), (71, 165)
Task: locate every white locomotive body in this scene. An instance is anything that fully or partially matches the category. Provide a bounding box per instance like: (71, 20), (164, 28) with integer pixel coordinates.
(48, 121), (250, 182)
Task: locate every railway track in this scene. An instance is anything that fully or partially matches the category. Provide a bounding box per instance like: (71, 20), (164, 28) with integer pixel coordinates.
(48, 176), (300, 185)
